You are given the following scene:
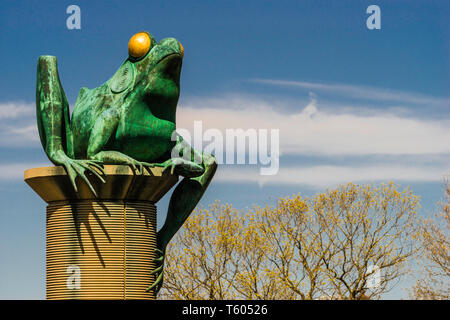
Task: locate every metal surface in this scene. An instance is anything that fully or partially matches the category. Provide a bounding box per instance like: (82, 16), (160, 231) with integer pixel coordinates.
(46, 200), (157, 300)
(24, 165), (178, 203)
(24, 165), (180, 299)
(34, 31), (217, 292)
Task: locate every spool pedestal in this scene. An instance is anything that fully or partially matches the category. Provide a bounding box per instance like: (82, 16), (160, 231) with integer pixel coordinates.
(24, 165), (178, 300)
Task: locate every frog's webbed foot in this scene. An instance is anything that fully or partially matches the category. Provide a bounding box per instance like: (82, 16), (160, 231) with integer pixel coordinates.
(153, 158), (204, 178)
(89, 151), (158, 176)
(123, 158), (159, 176)
(146, 248), (165, 294)
(137, 161), (160, 175)
(123, 156), (145, 175)
(55, 152), (106, 197)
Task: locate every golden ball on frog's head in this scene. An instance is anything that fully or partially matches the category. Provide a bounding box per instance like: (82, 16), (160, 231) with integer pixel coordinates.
(128, 32), (151, 59)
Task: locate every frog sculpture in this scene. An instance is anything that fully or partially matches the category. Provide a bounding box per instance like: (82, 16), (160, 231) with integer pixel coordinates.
(36, 31), (217, 293)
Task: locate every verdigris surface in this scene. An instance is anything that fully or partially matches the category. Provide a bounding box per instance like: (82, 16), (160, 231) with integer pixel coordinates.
(36, 31), (217, 293)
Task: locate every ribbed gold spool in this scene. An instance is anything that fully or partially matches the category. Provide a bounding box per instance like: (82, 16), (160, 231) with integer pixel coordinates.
(24, 165), (178, 300)
(46, 200), (156, 299)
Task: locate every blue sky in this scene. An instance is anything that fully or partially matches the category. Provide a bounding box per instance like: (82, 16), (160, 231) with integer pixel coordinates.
(0, 0), (449, 299)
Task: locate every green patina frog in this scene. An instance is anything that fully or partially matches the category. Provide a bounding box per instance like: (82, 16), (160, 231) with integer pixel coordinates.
(36, 31), (217, 293)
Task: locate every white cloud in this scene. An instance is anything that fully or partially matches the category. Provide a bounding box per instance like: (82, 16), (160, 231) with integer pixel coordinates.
(1, 82), (449, 188)
(0, 163), (48, 180)
(215, 165), (449, 188)
(3, 85), (449, 155)
(252, 79), (450, 107)
(0, 123), (39, 146)
(5, 124), (40, 143)
(0, 102), (34, 120)
(177, 94), (450, 156)
(0, 102), (39, 146)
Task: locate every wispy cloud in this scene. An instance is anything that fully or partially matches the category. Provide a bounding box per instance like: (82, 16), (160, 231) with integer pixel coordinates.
(252, 78), (450, 107)
(215, 165), (449, 188)
(177, 94), (450, 156)
(0, 163), (48, 180)
(0, 102), (39, 146)
(176, 91), (449, 186)
(3, 82), (449, 154)
(1, 82), (449, 187)
(0, 102), (34, 120)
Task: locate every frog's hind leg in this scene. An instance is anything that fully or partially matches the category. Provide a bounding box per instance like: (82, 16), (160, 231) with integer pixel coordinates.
(36, 55), (74, 159)
(148, 150), (217, 293)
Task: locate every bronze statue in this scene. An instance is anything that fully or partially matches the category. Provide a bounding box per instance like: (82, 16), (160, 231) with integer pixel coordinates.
(35, 31), (217, 293)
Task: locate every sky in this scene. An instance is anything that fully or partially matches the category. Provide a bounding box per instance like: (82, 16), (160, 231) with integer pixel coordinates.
(0, 0), (449, 299)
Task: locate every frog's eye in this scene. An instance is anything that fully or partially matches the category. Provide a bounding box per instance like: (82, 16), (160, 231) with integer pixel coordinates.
(179, 42), (184, 58)
(128, 32), (151, 59)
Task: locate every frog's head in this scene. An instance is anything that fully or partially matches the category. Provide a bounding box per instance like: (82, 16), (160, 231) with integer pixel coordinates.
(109, 31), (183, 109)
(128, 31), (183, 83)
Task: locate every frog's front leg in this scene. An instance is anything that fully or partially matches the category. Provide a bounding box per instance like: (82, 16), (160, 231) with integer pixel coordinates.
(147, 137), (217, 294)
(36, 55), (106, 196)
(86, 108), (154, 174)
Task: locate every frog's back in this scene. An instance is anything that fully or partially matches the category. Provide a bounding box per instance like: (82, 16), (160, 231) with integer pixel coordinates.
(71, 84), (112, 157)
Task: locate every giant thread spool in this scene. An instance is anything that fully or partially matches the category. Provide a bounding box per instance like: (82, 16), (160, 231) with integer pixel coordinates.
(24, 165), (178, 300)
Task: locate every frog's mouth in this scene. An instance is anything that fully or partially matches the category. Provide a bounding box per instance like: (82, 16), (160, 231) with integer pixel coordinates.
(154, 53), (182, 80)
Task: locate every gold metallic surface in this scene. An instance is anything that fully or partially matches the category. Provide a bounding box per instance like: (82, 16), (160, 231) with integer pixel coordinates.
(128, 32), (151, 58)
(179, 42), (184, 58)
(46, 200), (157, 300)
(24, 165), (178, 203)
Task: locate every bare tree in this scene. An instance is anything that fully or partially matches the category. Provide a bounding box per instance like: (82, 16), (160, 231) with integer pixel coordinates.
(160, 182), (420, 300)
(411, 175), (449, 300)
